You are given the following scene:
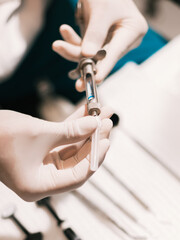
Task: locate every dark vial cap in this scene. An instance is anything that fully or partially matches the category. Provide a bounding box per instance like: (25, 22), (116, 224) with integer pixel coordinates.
(110, 113), (120, 127)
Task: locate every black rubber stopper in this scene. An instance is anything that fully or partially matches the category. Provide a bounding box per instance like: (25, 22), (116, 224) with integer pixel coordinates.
(110, 113), (120, 127)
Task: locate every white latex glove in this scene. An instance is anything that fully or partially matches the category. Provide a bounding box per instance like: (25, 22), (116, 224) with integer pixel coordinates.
(52, 0), (148, 92)
(0, 105), (113, 201)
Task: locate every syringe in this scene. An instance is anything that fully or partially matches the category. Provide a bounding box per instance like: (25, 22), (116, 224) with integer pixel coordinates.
(69, 53), (105, 171)
(80, 57), (101, 171)
(68, 1), (106, 171)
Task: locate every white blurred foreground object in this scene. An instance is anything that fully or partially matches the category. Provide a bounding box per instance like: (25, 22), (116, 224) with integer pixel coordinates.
(0, 0), (49, 81)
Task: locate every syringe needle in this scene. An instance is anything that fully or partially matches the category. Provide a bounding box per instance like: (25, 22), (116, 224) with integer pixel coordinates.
(90, 116), (101, 171)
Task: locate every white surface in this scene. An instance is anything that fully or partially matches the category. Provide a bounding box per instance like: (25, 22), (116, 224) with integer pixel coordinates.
(100, 35), (180, 179)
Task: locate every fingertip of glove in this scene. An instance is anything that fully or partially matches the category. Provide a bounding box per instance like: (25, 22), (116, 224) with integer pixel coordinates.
(75, 79), (85, 92)
(52, 40), (60, 50)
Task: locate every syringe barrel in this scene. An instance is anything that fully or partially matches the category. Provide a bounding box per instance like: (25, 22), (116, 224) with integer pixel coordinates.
(80, 59), (101, 116)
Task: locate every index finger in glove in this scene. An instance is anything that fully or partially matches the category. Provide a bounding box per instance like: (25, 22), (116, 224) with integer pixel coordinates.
(42, 116), (99, 151)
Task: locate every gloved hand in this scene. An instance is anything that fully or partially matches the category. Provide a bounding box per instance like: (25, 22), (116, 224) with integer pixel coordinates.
(0, 105), (113, 201)
(52, 0), (148, 92)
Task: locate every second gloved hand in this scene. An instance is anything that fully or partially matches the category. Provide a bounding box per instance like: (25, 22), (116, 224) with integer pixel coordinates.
(0, 105), (113, 201)
(52, 0), (148, 91)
